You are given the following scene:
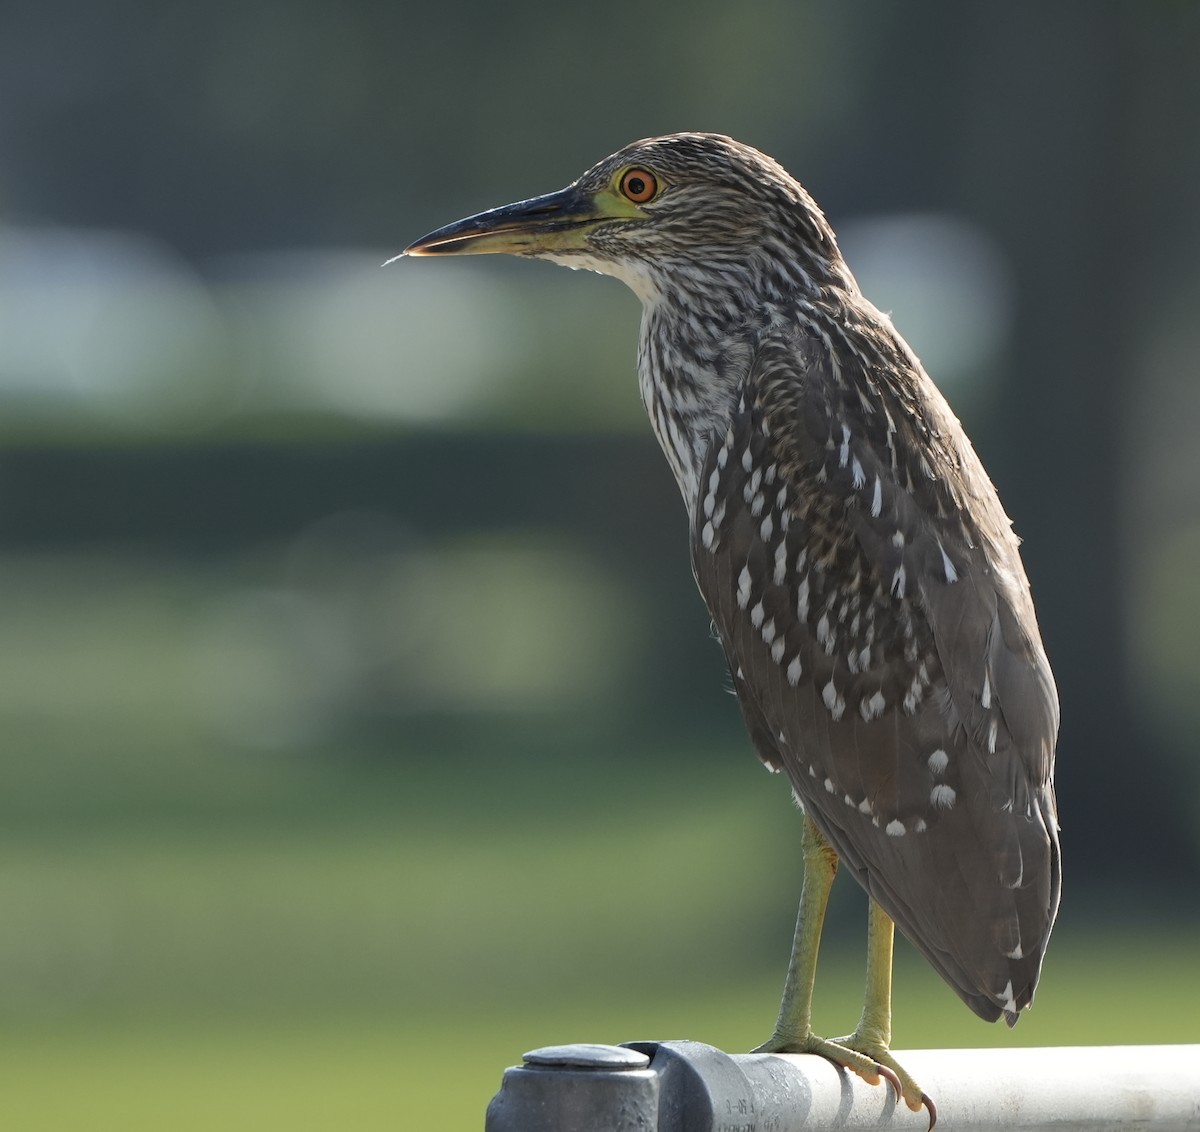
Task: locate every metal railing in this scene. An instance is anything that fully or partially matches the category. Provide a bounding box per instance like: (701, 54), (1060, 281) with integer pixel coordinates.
(484, 1039), (1200, 1131)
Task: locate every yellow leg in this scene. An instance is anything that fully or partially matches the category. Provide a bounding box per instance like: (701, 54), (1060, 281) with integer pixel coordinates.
(833, 899), (933, 1122)
(754, 814), (838, 1044)
(752, 818), (935, 1127)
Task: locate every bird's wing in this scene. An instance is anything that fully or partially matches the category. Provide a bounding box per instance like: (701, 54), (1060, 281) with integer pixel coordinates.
(691, 321), (1060, 1022)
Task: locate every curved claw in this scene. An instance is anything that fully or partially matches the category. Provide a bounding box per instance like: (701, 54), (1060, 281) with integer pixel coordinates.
(830, 1034), (934, 1124)
(873, 1061), (902, 1098)
(751, 1030), (934, 1124)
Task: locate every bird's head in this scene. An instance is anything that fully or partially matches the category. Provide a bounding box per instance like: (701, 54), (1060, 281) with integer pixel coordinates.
(403, 133), (848, 305)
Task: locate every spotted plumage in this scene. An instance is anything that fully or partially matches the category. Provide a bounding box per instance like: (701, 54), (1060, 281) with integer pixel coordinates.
(689, 303), (1059, 1022)
(404, 131), (1061, 1119)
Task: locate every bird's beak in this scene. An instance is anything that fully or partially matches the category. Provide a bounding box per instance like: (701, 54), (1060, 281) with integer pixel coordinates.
(399, 183), (637, 260)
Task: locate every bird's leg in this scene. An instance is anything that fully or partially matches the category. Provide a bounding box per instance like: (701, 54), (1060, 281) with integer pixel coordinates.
(752, 814), (838, 1052)
(752, 819), (936, 1125)
(832, 899), (935, 1124)
(752, 819), (895, 1087)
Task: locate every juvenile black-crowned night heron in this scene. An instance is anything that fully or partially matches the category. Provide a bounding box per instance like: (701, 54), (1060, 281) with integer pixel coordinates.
(404, 133), (1061, 1123)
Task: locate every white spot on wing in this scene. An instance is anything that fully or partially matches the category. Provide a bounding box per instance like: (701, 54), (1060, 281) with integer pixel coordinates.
(930, 784), (957, 809)
(796, 577), (810, 621)
(987, 719), (999, 753)
(822, 679), (845, 721)
(860, 690), (886, 722)
(786, 656), (803, 686)
(771, 638), (786, 662)
(871, 476), (883, 518)
(999, 980), (1017, 1013)
(702, 521), (715, 549)
(885, 820), (906, 837)
(851, 457), (865, 488)
(981, 672), (992, 708)
(939, 541), (958, 583)
(760, 515), (773, 541)
(927, 749), (949, 775)
(737, 565), (752, 609)
(824, 777), (836, 794)
(750, 601), (765, 629)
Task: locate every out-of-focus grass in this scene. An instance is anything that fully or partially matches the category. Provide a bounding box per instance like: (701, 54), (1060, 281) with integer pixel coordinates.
(0, 553), (1195, 1132)
(2, 730), (1197, 1131)
(2, 931), (1198, 1132)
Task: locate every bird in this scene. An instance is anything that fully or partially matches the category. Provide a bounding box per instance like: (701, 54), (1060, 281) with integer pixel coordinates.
(403, 132), (1061, 1123)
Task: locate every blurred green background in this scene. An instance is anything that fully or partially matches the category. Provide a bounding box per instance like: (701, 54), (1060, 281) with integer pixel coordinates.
(3, 2), (1200, 1128)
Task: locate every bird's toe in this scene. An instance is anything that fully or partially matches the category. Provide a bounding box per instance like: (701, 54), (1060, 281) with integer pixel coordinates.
(752, 1031), (905, 1096)
(831, 1035), (935, 1127)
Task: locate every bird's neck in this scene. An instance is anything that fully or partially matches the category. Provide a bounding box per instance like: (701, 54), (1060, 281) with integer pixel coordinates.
(632, 261), (862, 514)
(636, 297), (757, 515)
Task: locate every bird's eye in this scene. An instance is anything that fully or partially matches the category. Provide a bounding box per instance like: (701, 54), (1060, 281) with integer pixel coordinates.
(619, 168), (659, 204)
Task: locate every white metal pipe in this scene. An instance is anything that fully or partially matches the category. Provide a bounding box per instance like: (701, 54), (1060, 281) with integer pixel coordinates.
(766, 1045), (1200, 1130)
(485, 1041), (1200, 1131)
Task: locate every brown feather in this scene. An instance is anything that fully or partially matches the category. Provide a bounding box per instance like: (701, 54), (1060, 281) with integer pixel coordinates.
(691, 310), (1060, 1021)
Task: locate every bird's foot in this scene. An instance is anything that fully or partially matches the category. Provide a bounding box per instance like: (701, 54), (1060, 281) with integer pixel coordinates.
(752, 1030), (935, 1128)
(830, 1031), (935, 1128)
(751, 1029), (901, 1092)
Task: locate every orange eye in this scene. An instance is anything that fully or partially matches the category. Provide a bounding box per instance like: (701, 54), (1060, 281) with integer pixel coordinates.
(619, 168), (659, 203)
